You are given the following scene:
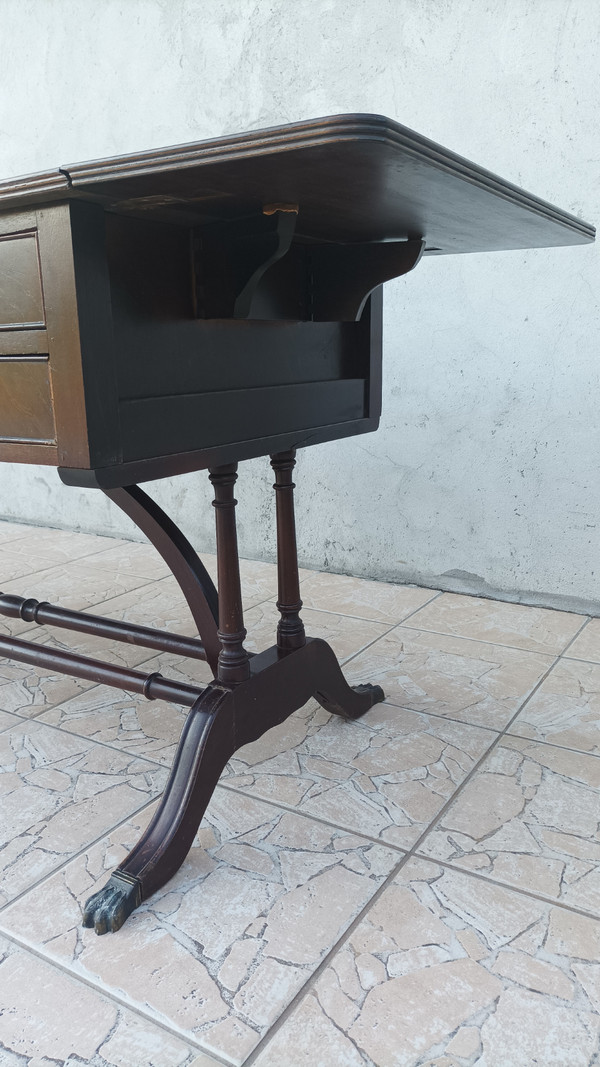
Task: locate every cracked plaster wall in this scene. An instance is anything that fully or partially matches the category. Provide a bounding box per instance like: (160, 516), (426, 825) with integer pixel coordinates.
(0, 0), (598, 612)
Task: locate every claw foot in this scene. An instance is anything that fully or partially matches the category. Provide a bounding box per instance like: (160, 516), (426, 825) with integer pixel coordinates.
(345, 682), (385, 718)
(352, 683), (385, 704)
(82, 871), (142, 935)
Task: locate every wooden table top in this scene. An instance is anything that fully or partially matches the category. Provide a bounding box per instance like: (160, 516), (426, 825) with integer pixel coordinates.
(0, 114), (594, 255)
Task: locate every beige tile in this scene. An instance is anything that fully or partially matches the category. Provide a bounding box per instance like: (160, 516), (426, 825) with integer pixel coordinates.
(253, 858), (600, 1067)
(298, 569), (439, 623)
(79, 576), (206, 638)
(403, 592), (584, 654)
(79, 539), (174, 580)
(1, 528), (130, 565)
(38, 685), (187, 765)
(223, 702), (496, 849)
(343, 626), (553, 728)
(0, 935), (197, 1065)
(238, 557), (278, 609)
(0, 520), (33, 544)
(100, 569), (276, 640)
(1, 549), (65, 582)
(245, 601), (389, 663)
(1, 792), (398, 1064)
(155, 553), (276, 611)
(419, 735), (600, 912)
(2, 558), (153, 613)
(20, 621), (179, 672)
(36, 648), (213, 765)
(0, 719), (165, 906)
(0, 610), (37, 639)
(0, 652), (95, 718)
(509, 658), (600, 754)
(566, 618), (600, 663)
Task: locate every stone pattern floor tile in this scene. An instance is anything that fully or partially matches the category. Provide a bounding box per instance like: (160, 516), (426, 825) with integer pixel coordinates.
(0, 527), (130, 565)
(0, 521), (34, 545)
(418, 735), (600, 912)
(1, 792), (399, 1065)
(403, 592), (584, 655)
(509, 657), (600, 755)
(0, 709), (19, 732)
(66, 575), (206, 638)
(1, 519), (599, 1066)
(0, 651), (96, 718)
(0, 934), (199, 1066)
(222, 702), (497, 849)
(35, 647), (214, 766)
(567, 618), (600, 664)
(19, 620), (189, 672)
(247, 600), (390, 662)
(83, 539), (175, 580)
(253, 857), (600, 1067)
(1, 549), (67, 583)
(297, 569), (439, 623)
(0, 719), (166, 907)
(2, 558), (154, 613)
(344, 627), (553, 729)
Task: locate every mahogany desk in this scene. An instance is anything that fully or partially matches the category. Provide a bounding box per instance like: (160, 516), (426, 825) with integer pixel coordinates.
(0, 115), (594, 933)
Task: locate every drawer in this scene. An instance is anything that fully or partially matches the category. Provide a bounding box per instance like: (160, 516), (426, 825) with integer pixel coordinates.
(0, 231), (45, 327)
(0, 358), (55, 443)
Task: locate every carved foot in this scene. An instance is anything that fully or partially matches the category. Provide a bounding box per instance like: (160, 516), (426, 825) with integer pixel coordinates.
(341, 682), (385, 718)
(309, 637), (386, 721)
(82, 872), (142, 935)
(351, 683), (385, 705)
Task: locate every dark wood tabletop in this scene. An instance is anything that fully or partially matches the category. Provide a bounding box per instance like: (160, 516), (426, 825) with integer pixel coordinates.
(0, 114), (594, 487)
(0, 114), (594, 252)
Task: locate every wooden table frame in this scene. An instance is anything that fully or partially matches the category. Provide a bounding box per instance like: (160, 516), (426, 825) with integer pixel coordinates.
(0, 114), (594, 932)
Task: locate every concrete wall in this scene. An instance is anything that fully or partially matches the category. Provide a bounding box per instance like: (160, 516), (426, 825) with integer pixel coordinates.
(0, 0), (598, 612)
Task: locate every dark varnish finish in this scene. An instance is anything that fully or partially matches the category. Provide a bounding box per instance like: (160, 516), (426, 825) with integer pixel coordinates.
(0, 115), (593, 933)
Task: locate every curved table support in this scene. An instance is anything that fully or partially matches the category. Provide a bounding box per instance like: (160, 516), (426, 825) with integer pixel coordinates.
(105, 484), (220, 674)
(82, 637), (384, 934)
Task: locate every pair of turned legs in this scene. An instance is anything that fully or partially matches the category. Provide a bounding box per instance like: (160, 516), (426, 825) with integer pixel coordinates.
(83, 450), (384, 934)
(209, 451), (304, 686)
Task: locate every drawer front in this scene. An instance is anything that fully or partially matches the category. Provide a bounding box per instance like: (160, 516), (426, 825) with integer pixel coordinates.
(0, 230), (45, 327)
(0, 357), (55, 443)
(0, 218), (55, 457)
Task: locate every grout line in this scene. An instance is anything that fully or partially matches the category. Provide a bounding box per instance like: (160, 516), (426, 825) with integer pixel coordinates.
(215, 780), (409, 853)
(0, 795), (159, 916)
(0, 928), (235, 1065)
(244, 617), (598, 1063)
(0, 696), (182, 769)
(561, 652), (600, 666)
(244, 847), (413, 1065)
(502, 727), (600, 761)
(552, 615), (594, 660)
(338, 591), (446, 671)
(408, 852), (600, 922)
(398, 619), (590, 656)
(3, 540), (599, 1061)
(383, 611), (594, 880)
(289, 585), (443, 627)
(399, 654), (569, 860)
(366, 697), (600, 762)
(360, 696), (511, 732)
(5, 607), (594, 916)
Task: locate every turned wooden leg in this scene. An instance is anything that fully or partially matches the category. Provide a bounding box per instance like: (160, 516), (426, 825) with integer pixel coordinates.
(208, 464), (251, 684)
(82, 683), (236, 934)
(270, 450), (306, 651)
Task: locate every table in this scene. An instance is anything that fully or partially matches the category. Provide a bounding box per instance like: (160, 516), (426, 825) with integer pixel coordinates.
(0, 114), (594, 933)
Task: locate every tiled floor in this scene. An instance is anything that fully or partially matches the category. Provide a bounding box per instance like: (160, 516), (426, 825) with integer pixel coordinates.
(0, 519), (599, 1066)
